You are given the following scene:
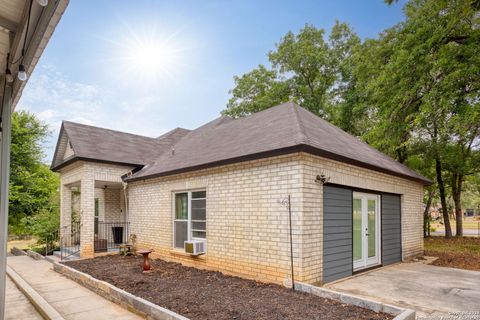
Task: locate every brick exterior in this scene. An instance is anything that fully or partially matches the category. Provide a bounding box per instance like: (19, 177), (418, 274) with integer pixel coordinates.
(104, 188), (125, 222)
(128, 154), (304, 285)
(58, 153), (424, 284)
(300, 153), (423, 284)
(59, 161), (134, 258)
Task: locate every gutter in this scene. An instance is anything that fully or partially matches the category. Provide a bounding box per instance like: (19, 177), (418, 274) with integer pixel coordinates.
(125, 144), (432, 185)
(50, 156), (144, 172)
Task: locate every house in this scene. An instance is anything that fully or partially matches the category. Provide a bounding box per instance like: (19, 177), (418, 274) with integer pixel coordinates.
(51, 102), (430, 285)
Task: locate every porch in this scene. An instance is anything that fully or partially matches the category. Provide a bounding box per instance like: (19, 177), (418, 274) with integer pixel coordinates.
(56, 221), (130, 260)
(59, 172), (131, 259)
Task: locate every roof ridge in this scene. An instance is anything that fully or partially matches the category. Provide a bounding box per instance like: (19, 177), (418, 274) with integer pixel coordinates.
(156, 127), (190, 140)
(290, 102), (309, 144)
(63, 120), (158, 141)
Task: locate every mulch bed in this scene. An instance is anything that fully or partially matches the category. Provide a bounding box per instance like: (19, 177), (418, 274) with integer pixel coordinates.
(64, 255), (392, 320)
(424, 236), (480, 272)
(426, 251), (480, 271)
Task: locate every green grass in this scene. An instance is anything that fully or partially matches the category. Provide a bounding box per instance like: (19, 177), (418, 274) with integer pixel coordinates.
(424, 236), (480, 255)
(7, 238), (36, 251)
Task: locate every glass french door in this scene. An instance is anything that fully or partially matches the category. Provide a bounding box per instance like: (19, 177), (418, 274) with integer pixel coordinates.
(353, 192), (381, 270)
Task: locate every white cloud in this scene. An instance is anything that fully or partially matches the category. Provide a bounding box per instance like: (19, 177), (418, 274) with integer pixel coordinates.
(16, 64), (172, 162)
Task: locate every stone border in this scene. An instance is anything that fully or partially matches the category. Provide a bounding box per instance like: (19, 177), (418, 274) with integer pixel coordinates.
(7, 265), (65, 320)
(53, 262), (189, 320)
(10, 247), (27, 256)
(295, 282), (415, 320)
(26, 249), (44, 260)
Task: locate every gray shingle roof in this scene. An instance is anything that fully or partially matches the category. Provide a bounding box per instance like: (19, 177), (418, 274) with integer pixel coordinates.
(51, 102), (430, 185)
(50, 121), (189, 170)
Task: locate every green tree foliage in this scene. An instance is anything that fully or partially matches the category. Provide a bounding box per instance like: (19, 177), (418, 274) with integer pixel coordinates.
(222, 22), (360, 121)
(9, 111), (59, 234)
(222, 0), (480, 238)
(354, 0), (480, 236)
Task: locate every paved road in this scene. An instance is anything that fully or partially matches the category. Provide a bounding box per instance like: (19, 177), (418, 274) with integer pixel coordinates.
(7, 255), (142, 320)
(327, 259), (480, 317)
(431, 229), (479, 236)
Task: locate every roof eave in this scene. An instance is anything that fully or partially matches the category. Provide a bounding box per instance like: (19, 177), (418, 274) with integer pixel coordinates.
(125, 144), (432, 185)
(50, 123), (66, 170)
(51, 156), (144, 172)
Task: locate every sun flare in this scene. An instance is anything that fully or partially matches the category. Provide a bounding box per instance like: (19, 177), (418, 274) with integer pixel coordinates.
(126, 38), (179, 76)
(108, 25), (190, 88)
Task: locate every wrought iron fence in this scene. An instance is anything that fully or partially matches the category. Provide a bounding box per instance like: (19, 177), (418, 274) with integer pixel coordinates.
(60, 221), (81, 259)
(45, 230), (59, 256)
(95, 221), (130, 252)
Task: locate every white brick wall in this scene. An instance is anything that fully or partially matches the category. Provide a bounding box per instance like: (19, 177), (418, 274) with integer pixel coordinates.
(104, 188), (125, 222)
(58, 153), (424, 284)
(128, 154), (304, 284)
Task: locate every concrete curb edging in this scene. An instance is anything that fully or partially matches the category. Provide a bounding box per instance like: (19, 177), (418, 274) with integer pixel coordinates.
(26, 250), (45, 260)
(53, 262), (189, 320)
(295, 282), (415, 320)
(6, 265), (65, 320)
(10, 247), (27, 256)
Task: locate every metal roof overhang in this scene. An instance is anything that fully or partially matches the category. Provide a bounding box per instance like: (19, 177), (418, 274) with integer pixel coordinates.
(0, 0), (69, 109)
(0, 1), (69, 319)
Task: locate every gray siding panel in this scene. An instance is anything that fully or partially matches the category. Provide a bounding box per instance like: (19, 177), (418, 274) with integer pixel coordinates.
(381, 194), (402, 265)
(323, 186), (353, 284)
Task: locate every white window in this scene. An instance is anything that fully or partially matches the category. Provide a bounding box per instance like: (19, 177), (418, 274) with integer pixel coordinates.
(173, 190), (206, 249)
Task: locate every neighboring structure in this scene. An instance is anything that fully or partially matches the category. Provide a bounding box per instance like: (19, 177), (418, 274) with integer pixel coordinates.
(51, 102), (430, 285)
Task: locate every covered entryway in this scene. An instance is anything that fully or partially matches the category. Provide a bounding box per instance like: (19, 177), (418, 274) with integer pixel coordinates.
(326, 261), (480, 316)
(58, 178), (130, 259)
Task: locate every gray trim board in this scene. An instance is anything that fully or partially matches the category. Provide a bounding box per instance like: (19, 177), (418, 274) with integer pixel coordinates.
(381, 194), (402, 265)
(322, 184), (403, 284)
(323, 185), (353, 284)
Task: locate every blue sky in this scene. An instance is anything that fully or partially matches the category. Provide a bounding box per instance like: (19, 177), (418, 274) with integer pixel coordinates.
(17, 0), (407, 162)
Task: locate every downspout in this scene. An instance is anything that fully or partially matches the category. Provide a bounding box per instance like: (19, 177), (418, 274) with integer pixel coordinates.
(122, 181), (128, 223)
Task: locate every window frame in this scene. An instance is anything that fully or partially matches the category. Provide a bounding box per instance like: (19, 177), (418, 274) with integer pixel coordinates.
(172, 189), (206, 249)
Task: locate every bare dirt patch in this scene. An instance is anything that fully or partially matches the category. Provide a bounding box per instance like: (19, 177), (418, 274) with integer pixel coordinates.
(424, 236), (480, 271)
(64, 255), (392, 320)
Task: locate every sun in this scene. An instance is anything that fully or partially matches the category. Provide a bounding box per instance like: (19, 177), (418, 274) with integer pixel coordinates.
(125, 37), (180, 78)
(108, 25), (190, 88)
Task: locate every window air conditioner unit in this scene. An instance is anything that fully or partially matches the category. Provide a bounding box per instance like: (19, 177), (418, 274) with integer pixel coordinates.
(184, 240), (206, 255)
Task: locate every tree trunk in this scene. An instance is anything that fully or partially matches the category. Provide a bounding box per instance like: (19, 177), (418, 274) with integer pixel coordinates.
(435, 158), (452, 238)
(423, 190), (434, 238)
(451, 173), (464, 237)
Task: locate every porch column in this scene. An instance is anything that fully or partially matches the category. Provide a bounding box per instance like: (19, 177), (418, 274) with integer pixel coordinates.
(60, 184), (72, 245)
(80, 171), (95, 258)
(0, 83), (12, 319)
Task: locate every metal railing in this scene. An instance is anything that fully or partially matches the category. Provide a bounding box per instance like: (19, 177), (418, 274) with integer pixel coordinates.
(60, 221), (81, 260)
(95, 221), (130, 252)
(45, 230), (59, 256)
